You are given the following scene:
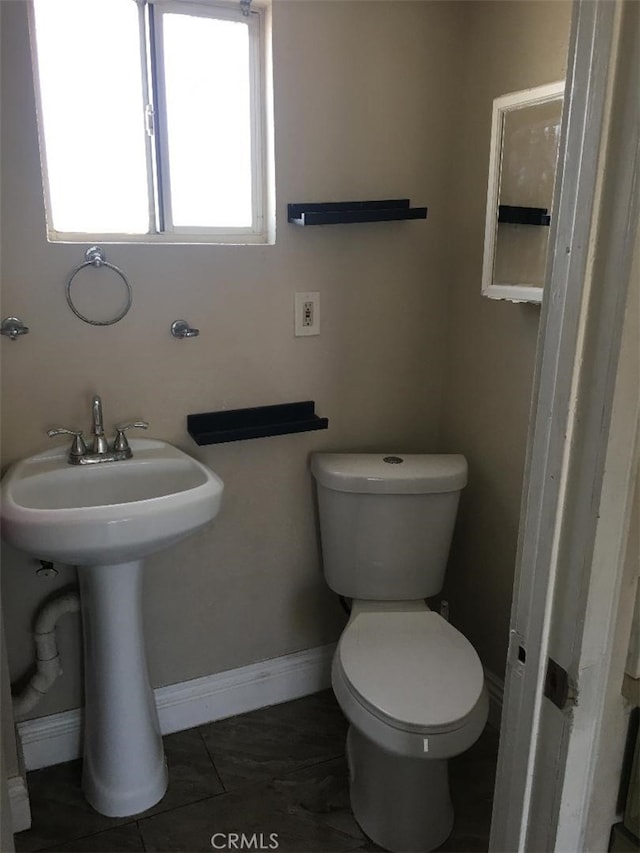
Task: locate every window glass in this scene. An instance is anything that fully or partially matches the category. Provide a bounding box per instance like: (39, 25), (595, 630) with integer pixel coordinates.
(161, 12), (253, 229)
(32, 0), (150, 234)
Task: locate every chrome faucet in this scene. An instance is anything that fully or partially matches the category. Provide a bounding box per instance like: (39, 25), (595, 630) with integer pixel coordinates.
(48, 394), (149, 465)
(92, 394), (109, 454)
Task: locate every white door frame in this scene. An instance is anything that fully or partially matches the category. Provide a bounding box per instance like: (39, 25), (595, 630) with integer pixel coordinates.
(490, 0), (640, 849)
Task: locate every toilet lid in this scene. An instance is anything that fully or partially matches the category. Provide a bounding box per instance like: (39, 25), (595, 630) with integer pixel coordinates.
(338, 611), (484, 733)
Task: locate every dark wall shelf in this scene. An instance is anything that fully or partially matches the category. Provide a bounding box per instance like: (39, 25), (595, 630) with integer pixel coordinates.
(288, 199), (427, 226)
(498, 205), (551, 226)
(187, 401), (329, 446)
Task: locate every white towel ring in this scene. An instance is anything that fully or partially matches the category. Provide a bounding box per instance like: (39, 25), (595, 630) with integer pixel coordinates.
(66, 246), (132, 326)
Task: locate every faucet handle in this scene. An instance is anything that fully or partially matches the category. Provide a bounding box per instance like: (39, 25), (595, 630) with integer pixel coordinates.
(113, 421), (149, 452)
(47, 428), (87, 460)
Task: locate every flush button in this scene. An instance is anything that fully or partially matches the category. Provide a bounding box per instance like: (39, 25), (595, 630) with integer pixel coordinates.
(383, 456), (404, 464)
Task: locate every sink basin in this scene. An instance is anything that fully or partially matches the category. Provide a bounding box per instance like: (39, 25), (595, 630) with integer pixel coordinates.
(1, 438), (223, 564)
(1, 437), (224, 818)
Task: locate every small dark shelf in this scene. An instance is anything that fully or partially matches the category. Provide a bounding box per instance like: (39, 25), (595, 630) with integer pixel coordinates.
(288, 199), (427, 226)
(498, 205), (551, 226)
(187, 401), (329, 446)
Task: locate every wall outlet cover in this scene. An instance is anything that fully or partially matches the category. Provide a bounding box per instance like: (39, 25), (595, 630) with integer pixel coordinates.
(295, 292), (320, 336)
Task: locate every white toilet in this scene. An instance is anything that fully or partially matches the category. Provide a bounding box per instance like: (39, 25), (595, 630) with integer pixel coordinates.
(310, 453), (489, 853)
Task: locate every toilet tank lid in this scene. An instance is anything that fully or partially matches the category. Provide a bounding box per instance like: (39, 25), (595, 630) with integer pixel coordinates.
(310, 453), (467, 494)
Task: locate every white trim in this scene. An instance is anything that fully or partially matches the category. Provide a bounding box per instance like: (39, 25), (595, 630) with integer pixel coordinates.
(16, 708), (83, 772)
(148, 0), (266, 240)
(490, 3), (619, 844)
(156, 642), (335, 732)
(526, 1), (639, 845)
(30, 0), (270, 245)
(8, 775), (31, 834)
(17, 643), (335, 771)
(481, 80), (564, 304)
(490, 0), (640, 849)
(45, 231), (272, 246)
(482, 285), (543, 305)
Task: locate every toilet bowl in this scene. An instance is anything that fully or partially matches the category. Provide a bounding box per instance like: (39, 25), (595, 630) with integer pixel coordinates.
(334, 602), (488, 761)
(310, 453), (488, 852)
(332, 601), (488, 852)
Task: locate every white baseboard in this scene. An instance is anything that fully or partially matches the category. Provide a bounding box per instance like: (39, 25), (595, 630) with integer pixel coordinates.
(485, 668), (505, 731)
(17, 643), (336, 771)
(156, 642), (335, 734)
(8, 774), (31, 833)
(17, 647), (504, 772)
(17, 707), (83, 772)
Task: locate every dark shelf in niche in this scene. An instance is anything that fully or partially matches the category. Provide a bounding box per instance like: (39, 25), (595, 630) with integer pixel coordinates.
(288, 199), (427, 226)
(498, 205), (551, 226)
(187, 401), (329, 446)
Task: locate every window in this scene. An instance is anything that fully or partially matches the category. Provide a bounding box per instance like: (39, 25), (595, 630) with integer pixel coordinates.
(30, 0), (270, 243)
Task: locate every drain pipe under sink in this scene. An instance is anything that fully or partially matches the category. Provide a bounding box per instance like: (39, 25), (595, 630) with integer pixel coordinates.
(12, 591), (81, 717)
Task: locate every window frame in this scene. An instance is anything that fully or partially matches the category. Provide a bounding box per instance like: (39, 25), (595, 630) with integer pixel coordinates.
(28, 0), (270, 245)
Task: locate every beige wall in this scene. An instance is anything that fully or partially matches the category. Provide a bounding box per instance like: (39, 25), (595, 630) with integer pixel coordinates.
(0, 0), (463, 718)
(438, 1), (572, 678)
(1, 0), (573, 725)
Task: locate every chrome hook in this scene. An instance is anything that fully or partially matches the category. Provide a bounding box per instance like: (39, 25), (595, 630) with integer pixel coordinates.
(171, 319), (200, 339)
(1, 316), (29, 340)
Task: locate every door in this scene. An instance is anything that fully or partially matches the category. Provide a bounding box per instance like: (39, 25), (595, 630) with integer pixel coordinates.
(489, 1), (640, 850)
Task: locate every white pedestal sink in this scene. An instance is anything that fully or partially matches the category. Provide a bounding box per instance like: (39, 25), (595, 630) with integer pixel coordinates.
(1, 439), (224, 817)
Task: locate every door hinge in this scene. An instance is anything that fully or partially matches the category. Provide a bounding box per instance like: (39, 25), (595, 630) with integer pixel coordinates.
(544, 657), (578, 710)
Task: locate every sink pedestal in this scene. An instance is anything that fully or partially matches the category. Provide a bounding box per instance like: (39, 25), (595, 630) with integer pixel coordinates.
(1, 438), (224, 815)
(78, 560), (168, 817)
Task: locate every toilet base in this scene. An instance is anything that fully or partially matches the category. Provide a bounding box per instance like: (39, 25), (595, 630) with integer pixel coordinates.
(347, 725), (454, 853)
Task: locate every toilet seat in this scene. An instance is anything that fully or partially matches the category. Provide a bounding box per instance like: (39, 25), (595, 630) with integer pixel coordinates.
(339, 610), (484, 733)
(332, 609), (489, 759)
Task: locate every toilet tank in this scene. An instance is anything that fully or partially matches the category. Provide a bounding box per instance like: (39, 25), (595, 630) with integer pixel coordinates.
(311, 453), (467, 600)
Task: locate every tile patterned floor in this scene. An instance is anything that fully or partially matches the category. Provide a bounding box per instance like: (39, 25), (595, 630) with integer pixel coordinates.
(15, 691), (499, 853)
